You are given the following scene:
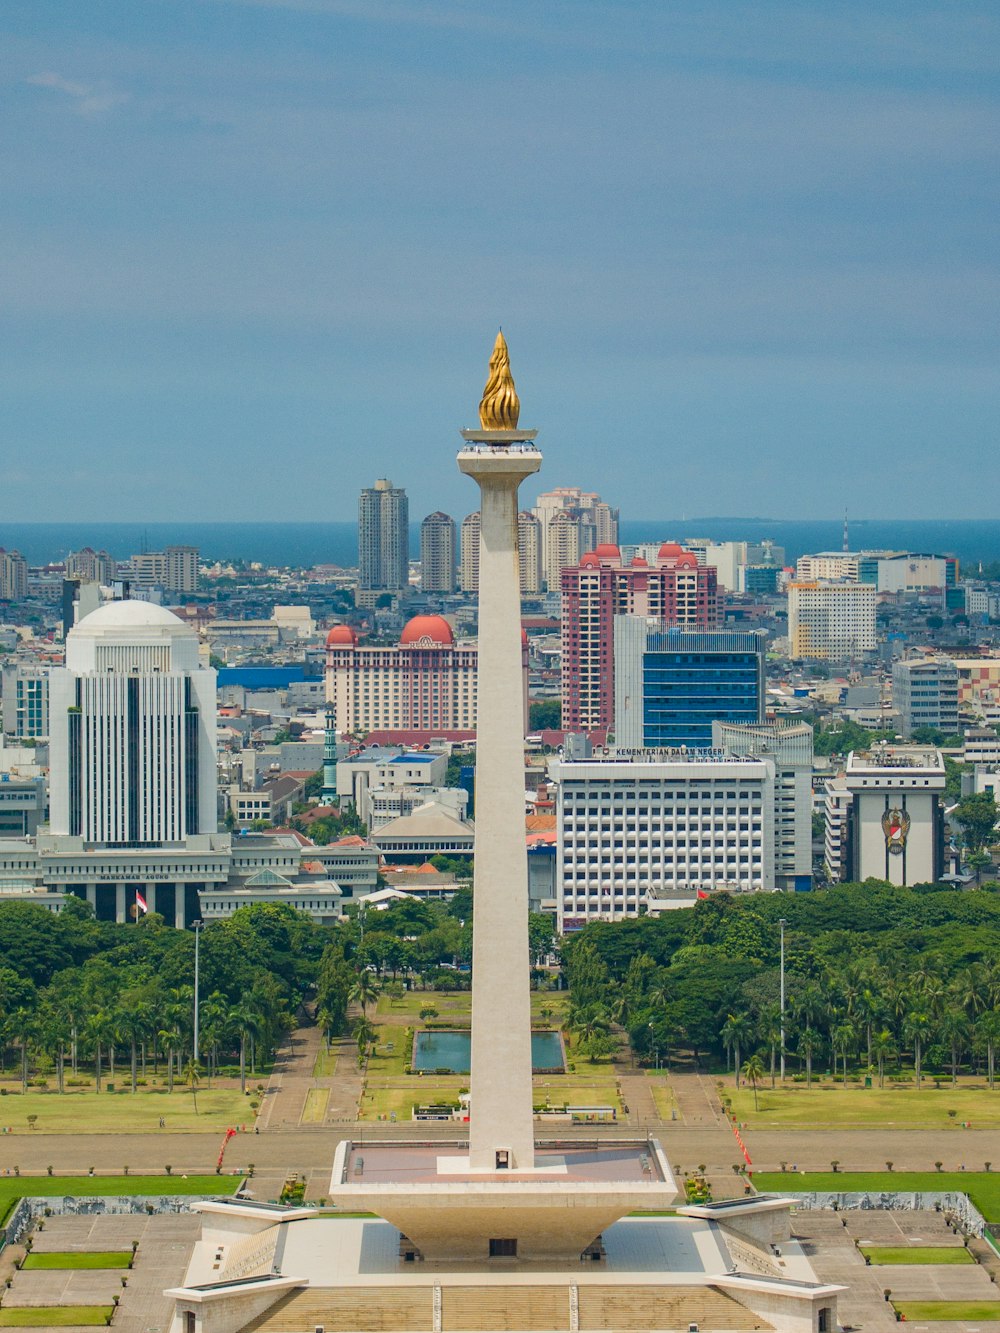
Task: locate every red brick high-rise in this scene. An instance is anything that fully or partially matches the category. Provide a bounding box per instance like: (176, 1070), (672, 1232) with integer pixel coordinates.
(560, 543), (720, 733)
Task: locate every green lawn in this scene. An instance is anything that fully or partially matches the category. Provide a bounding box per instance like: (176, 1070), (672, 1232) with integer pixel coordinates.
(893, 1300), (1000, 1319)
(860, 1245), (974, 1264)
(312, 1049), (337, 1077)
(728, 1082), (1000, 1129)
(0, 1087), (252, 1132)
(0, 1174), (232, 1226)
(0, 1311), (114, 1327)
(754, 1171), (1000, 1222)
(301, 1088), (329, 1125)
(22, 1251), (133, 1270)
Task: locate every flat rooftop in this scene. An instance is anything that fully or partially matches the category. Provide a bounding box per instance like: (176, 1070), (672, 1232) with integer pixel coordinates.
(345, 1143), (666, 1186)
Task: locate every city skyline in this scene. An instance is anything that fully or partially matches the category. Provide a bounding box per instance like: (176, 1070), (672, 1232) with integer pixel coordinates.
(4, 2), (998, 522)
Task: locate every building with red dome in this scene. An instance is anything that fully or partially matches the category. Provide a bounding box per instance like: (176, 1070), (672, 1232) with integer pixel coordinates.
(326, 614), (528, 740)
(561, 543), (721, 733)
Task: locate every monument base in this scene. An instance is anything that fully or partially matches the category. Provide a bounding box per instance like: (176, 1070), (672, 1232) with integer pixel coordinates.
(328, 1138), (677, 1262)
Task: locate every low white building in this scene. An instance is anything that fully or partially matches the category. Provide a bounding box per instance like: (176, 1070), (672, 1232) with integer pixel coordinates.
(826, 745), (946, 886)
(548, 751), (774, 931)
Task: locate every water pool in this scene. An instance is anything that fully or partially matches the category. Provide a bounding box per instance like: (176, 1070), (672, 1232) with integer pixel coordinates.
(413, 1029), (564, 1074)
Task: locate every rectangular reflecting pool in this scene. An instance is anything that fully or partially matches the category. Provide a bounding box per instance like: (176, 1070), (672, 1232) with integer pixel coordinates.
(413, 1029), (565, 1073)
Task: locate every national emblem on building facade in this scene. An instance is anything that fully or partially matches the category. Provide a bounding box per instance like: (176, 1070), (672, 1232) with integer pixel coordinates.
(882, 806), (911, 855)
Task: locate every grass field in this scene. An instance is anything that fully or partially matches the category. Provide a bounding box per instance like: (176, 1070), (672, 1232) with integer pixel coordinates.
(22, 1251), (132, 1269)
(0, 1310), (114, 1326)
(0, 1174), (232, 1225)
(753, 1171), (1000, 1221)
(301, 1088), (329, 1124)
(893, 1300), (1000, 1319)
(0, 1088), (252, 1133)
(860, 1245), (974, 1264)
(312, 1049), (337, 1077)
(728, 1082), (1000, 1129)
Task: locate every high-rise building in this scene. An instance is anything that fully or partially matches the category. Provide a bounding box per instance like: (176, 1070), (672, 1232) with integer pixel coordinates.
(127, 545), (199, 592)
(66, 548), (117, 585)
(358, 478), (409, 595)
(459, 511), (480, 592)
(561, 542), (721, 733)
(533, 486), (618, 590)
(48, 600), (217, 845)
(0, 550), (28, 602)
(892, 657), (960, 738)
(615, 621), (765, 750)
(419, 512), (456, 593)
(1, 663), (50, 740)
(787, 580), (877, 660)
(460, 510), (541, 595)
(517, 510), (542, 595)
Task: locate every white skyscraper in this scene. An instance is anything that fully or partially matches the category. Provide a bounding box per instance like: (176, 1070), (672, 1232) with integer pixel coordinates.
(49, 601), (217, 845)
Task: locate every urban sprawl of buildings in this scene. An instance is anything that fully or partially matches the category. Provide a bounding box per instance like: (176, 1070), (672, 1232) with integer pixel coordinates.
(1, 486), (999, 936)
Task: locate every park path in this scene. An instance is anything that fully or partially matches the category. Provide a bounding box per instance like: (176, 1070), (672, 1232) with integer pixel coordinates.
(670, 1071), (725, 1126)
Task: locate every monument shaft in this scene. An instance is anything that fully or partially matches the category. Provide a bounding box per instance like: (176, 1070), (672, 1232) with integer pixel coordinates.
(459, 445), (540, 1171)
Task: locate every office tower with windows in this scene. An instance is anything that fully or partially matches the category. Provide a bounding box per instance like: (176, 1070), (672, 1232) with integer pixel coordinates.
(615, 621), (765, 750)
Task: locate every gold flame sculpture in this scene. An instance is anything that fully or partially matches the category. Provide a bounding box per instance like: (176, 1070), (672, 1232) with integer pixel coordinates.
(478, 330), (521, 430)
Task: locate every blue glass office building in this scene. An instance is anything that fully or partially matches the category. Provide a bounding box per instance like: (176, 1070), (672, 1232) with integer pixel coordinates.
(615, 622), (765, 750)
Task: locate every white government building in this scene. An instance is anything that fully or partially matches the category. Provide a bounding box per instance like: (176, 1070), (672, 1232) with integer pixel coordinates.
(0, 601), (377, 923)
(548, 750), (776, 931)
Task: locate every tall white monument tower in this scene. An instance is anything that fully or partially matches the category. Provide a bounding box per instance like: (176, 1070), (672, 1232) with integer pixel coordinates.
(459, 330), (541, 1171)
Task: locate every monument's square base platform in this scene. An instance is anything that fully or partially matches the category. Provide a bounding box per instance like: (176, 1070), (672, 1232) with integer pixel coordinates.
(329, 1138), (677, 1262)
(166, 1199), (844, 1333)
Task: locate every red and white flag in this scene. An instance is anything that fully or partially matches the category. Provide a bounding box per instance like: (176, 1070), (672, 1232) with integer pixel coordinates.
(135, 890), (149, 915)
(696, 888), (709, 900)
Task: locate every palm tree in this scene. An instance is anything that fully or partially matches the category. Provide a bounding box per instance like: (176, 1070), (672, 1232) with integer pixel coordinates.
(978, 1011), (1000, 1091)
(86, 1009), (114, 1094)
(228, 1002), (263, 1095)
(741, 1054), (766, 1111)
(832, 1022), (856, 1086)
(158, 1023), (182, 1094)
(758, 1006), (783, 1089)
(182, 1059), (203, 1114)
(872, 1029), (896, 1089)
(903, 1010), (933, 1089)
(354, 1017), (376, 1067)
(9, 1009), (35, 1092)
(349, 971), (381, 1019)
(939, 1008), (968, 1087)
(798, 1027), (821, 1086)
(721, 1012), (754, 1087)
(854, 986), (883, 1072)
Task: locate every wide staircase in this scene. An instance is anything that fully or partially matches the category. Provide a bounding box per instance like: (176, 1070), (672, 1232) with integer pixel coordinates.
(244, 1288), (434, 1332)
(442, 1285), (569, 1331)
(578, 1285), (772, 1331)
(242, 1282), (773, 1332)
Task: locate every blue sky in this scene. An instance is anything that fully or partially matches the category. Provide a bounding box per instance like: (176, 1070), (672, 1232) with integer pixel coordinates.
(3, 1), (998, 522)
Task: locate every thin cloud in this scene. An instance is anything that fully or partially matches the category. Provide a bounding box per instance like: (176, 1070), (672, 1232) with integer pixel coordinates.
(27, 71), (130, 116)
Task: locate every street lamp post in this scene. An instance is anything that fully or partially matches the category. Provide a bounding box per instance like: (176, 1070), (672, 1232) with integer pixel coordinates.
(779, 917), (787, 1083)
(193, 920), (203, 1065)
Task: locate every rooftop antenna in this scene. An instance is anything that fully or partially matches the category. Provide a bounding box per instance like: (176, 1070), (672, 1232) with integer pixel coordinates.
(842, 508), (849, 554)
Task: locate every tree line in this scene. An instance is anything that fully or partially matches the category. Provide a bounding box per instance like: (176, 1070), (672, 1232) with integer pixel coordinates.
(563, 879), (1000, 1086)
